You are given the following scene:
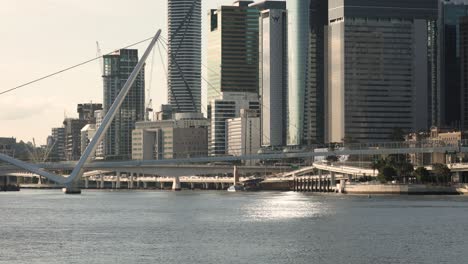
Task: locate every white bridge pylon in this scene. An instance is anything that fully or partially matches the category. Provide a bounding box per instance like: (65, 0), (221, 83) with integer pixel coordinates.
(0, 29), (162, 186)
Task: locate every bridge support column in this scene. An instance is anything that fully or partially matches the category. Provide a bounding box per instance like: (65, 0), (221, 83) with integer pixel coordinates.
(100, 175), (105, 189)
(111, 181), (116, 189)
(129, 174), (134, 189)
(172, 176), (181, 191)
(233, 166), (239, 185)
(84, 178), (89, 189)
(293, 176), (297, 191)
(63, 178), (81, 194)
(143, 181), (147, 189)
(221, 182), (225, 189)
(331, 172), (336, 186)
(116, 173), (121, 189)
(318, 176), (322, 192)
(190, 183), (195, 190)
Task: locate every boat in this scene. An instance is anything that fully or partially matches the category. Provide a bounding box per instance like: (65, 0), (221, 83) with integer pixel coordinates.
(227, 185), (245, 192)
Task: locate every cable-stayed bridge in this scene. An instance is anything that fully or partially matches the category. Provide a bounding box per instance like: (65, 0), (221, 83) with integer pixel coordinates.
(1, 28), (468, 193)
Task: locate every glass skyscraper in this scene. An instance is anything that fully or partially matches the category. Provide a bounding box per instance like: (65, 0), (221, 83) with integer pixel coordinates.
(286, 0), (309, 146)
(167, 0), (201, 113)
(326, 0), (438, 143)
(207, 1), (260, 156)
(102, 49), (145, 160)
(438, 0), (468, 128)
(251, 0), (287, 148)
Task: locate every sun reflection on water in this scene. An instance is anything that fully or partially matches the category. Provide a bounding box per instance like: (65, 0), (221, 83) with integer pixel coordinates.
(242, 192), (333, 222)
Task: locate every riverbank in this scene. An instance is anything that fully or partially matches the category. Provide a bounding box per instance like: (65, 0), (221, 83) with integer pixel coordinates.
(343, 183), (468, 195)
(15, 181), (468, 195)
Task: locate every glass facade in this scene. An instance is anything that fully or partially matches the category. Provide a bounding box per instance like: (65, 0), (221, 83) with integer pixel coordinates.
(167, 0), (201, 113)
(438, 0), (468, 127)
(286, 0), (309, 146)
(207, 3), (259, 102)
(303, 0), (328, 145)
(461, 16), (468, 131)
(326, 0), (437, 143)
(103, 49), (145, 160)
(207, 1), (260, 156)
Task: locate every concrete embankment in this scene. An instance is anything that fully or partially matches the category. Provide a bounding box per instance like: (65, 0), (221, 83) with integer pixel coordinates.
(344, 183), (468, 195)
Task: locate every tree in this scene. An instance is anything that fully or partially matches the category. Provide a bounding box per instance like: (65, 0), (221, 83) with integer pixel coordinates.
(378, 166), (396, 183)
(413, 167), (430, 183)
(432, 163), (451, 184)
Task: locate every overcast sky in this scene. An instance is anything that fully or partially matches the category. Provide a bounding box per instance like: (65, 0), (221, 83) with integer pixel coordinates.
(0, 0), (231, 145)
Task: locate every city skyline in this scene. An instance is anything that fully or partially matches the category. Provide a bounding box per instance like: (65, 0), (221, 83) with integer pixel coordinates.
(0, 0), (230, 145)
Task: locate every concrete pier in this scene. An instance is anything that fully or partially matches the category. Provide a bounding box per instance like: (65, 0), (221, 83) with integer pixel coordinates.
(172, 176), (181, 191)
(62, 181), (81, 194)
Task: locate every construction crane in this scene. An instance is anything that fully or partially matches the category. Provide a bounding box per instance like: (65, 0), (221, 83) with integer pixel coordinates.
(96, 41), (103, 75)
(145, 99), (153, 121)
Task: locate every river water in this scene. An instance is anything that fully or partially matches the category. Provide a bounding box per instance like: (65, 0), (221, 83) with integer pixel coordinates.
(1, 190), (467, 264)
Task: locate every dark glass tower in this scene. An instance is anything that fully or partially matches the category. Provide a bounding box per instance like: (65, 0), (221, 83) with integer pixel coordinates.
(438, 0), (468, 128)
(103, 49), (145, 160)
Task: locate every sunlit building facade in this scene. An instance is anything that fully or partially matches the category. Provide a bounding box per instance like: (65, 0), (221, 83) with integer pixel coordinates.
(326, 0), (438, 143)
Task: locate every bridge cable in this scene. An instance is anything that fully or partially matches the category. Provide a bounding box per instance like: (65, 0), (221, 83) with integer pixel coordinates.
(0, 37), (154, 96)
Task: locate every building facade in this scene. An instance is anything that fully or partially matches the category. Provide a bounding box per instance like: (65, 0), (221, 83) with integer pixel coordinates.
(48, 127), (66, 161)
(63, 118), (87, 161)
(326, 0), (438, 143)
(303, 0), (328, 145)
(80, 124), (96, 157)
(226, 109), (261, 161)
(250, 1), (287, 148)
(103, 49), (145, 160)
(132, 113), (208, 160)
(77, 103), (103, 123)
(0, 137), (16, 157)
(286, 0), (309, 146)
(207, 1), (260, 156)
(461, 16), (468, 131)
(167, 0), (202, 113)
(207, 1), (259, 102)
(437, 0), (468, 128)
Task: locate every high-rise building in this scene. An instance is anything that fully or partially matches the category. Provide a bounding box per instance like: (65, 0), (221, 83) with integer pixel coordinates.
(207, 1), (260, 156)
(63, 118), (87, 161)
(77, 103), (103, 123)
(207, 1), (259, 102)
(303, 0), (328, 145)
(250, 0), (287, 148)
(460, 16), (468, 131)
(226, 109), (261, 163)
(167, 0), (202, 113)
(208, 96), (260, 155)
(102, 49), (145, 160)
(80, 124), (96, 156)
(438, 0), (468, 128)
(94, 110), (105, 159)
(286, 0), (309, 146)
(132, 113), (208, 160)
(48, 127), (66, 161)
(325, 0), (438, 143)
